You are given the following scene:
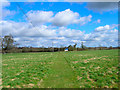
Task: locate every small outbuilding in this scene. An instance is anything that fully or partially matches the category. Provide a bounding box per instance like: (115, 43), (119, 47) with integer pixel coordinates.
(65, 48), (68, 51)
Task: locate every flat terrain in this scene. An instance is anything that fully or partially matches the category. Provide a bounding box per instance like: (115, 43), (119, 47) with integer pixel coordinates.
(2, 49), (119, 88)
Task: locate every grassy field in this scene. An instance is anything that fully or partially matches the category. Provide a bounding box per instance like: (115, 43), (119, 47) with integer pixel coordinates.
(2, 49), (119, 88)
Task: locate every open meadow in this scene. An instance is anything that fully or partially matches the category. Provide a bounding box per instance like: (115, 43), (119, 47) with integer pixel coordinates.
(2, 49), (119, 88)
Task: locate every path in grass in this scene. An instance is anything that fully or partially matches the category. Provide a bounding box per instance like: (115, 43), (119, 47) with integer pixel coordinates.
(40, 52), (77, 88)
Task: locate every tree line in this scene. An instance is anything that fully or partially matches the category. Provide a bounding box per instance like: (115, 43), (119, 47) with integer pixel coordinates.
(0, 35), (119, 53)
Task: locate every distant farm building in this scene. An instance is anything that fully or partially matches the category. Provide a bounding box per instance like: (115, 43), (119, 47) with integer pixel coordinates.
(65, 48), (68, 51)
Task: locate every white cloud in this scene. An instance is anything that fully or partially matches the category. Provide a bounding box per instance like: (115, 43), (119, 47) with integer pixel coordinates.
(95, 25), (110, 32)
(71, 40), (82, 43)
(110, 29), (118, 32)
(0, 0), (16, 19)
(77, 14), (92, 25)
(51, 9), (92, 26)
(1, 20), (118, 47)
(0, 0), (10, 19)
(0, 0), (10, 7)
(59, 27), (84, 38)
(51, 9), (79, 26)
(1, 20), (56, 37)
(27, 9), (92, 27)
(26, 10), (53, 25)
(2, 9), (16, 18)
(84, 24), (118, 47)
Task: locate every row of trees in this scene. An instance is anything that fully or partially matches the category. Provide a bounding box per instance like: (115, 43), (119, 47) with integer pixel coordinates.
(67, 42), (87, 51)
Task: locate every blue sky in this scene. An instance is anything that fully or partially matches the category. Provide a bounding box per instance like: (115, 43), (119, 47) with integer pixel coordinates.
(4, 2), (118, 33)
(1, 1), (119, 47)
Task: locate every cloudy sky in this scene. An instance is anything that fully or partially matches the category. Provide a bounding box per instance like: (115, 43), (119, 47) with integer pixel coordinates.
(0, 0), (119, 47)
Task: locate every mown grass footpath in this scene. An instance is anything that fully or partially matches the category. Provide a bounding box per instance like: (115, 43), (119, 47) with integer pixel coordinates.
(2, 49), (119, 88)
(40, 52), (77, 88)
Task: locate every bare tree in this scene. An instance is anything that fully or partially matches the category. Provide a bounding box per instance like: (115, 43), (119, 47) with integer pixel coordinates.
(73, 43), (77, 50)
(81, 42), (87, 49)
(2, 34), (17, 50)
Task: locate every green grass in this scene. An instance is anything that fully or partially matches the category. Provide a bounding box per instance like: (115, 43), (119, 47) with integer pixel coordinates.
(2, 49), (119, 88)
